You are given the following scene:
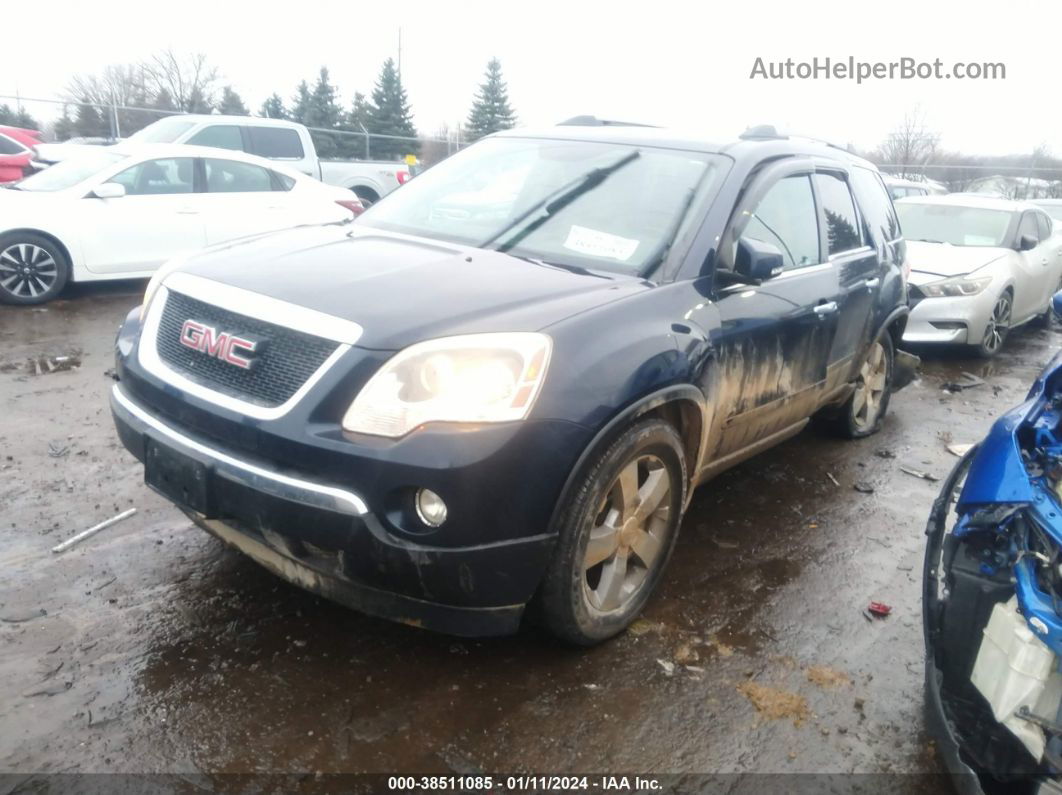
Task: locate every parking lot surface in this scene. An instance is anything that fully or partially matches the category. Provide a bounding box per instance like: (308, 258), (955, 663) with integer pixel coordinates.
(2, 283), (1058, 790)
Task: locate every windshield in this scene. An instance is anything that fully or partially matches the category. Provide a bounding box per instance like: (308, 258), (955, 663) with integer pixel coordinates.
(128, 117), (196, 144)
(896, 201), (1014, 247)
(17, 151), (126, 192)
(357, 137), (724, 275)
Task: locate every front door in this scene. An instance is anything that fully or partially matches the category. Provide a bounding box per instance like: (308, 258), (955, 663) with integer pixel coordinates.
(707, 166), (842, 458)
(78, 156), (206, 274)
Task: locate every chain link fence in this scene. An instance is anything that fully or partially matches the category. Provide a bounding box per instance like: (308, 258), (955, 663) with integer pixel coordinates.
(0, 94), (469, 165)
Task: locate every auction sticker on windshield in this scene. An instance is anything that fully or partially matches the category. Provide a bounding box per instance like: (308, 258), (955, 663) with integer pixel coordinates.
(563, 225), (640, 261)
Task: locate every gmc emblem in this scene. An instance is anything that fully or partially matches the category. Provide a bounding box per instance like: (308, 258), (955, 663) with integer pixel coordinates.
(179, 319), (259, 370)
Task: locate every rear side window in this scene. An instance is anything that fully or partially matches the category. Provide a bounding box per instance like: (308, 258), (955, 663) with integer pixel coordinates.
(1037, 212), (1053, 241)
(0, 134), (26, 155)
(186, 125), (244, 151)
(247, 127), (304, 159)
(744, 174), (821, 271)
(272, 171), (296, 191)
(813, 172), (863, 255)
(204, 158), (274, 192)
(850, 167), (901, 244)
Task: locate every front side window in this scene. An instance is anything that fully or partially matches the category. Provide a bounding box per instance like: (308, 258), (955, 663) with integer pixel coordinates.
(1036, 212), (1053, 241)
(248, 127), (304, 159)
(813, 172), (863, 255)
(896, 202), (1013, 247)
(110, 157), (195, 195)
(1019, 212), (1040, 243)
(743, 174), (821, 271)
(187, 125), (244, 151)
(357, 137), (724, 276)
(204, 159), (274, 192)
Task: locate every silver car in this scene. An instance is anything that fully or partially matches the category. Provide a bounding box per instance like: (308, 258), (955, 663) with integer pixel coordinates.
(898, 194), (1062, 356)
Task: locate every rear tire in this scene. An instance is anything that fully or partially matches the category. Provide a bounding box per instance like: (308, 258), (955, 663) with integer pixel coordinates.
(535, 418), (687, 646)
(0, 233), (70, 305)
(818, 330), (895, 439)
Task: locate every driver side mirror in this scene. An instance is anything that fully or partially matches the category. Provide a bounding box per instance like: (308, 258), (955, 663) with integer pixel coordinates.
(91, 183), (126, 199)
(734, 237), (785, 283)
(1018, 233), (1038, 252)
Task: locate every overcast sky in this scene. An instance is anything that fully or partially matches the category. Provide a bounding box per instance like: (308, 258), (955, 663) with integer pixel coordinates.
(3, 0), (1058, 157)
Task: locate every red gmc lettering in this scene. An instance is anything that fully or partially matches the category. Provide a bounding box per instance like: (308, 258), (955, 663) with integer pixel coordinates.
(179, 320), (257, 369)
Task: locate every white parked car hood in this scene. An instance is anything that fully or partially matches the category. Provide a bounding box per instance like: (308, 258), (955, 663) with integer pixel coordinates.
(905, 239), (1010, 282)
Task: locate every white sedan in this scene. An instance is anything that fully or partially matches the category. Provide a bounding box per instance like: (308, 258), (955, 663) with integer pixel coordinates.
(898, 194), (1062, 356)
(0, 144), (363, 305)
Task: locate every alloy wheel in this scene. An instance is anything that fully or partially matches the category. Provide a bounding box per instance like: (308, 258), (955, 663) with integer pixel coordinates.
(982, 293), (1011, 354)
(582, 454), (672, 612)
(852, 340), (888, 430)
(0, 243), (58, 300)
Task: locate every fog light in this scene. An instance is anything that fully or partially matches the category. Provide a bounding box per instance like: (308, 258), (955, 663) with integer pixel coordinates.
(415, 488), (447, 527)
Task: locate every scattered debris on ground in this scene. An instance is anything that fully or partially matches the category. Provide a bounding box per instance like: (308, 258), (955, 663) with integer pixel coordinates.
(947, 443), (975, 457)
(51, 508), (138, 554)
(942, 373), (985, 393)
(853, 482), (874, 494)
(737, 681), (809, 725)
(807, 665), (852, 688)
(900, 466), (939, 482)
(867, 602), (892, 618)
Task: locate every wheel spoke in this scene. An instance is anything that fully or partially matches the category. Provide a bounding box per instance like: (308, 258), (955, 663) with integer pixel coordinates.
(613, 461), (640, 517)
(629, 527), (662, 567)
(852, 385), (868, 417)
(632, 467), (669, 522)
(594, 548), (629, 611)
(584, 522), (621, 569)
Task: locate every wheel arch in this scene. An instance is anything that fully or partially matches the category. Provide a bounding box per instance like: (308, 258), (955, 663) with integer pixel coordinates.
(545, 385), (707, 536)
(0, 228), (76, 276)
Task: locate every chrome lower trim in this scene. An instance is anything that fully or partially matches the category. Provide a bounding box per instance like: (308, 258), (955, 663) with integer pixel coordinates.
(139, 275), (359, 421)
(113, 384), (368, 516)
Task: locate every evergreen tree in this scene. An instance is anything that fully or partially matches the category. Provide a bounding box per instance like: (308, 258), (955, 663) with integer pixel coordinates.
(365, 58), (418, 160)
(289, 81), (312, 124)
(260, 93), (287, 119)
(304, 67), (344, 157)
(466, 58), (516, 140)
(217, 86), (249, 115)
(341, 92), (372, 158)
(72, 99), (108, 138)
(152, 89), (178, 111)
(0, 104), (40, 130)
(53, 107), (76, 141)
(186, 85), (213, 114)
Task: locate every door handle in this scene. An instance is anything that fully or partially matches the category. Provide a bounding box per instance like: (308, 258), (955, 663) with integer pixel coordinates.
(864, 277), (881, 290)
(813, 301), (839, 316)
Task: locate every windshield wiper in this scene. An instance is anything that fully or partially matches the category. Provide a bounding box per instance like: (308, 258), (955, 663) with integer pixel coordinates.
(480, 150), (641, 254)
(638, 188), (697, 278)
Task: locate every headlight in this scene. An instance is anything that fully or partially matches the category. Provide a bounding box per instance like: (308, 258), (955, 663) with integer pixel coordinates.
(342, 332), (552, 438)
(139, 257), (187, 321)
(921, 275), (992, 298)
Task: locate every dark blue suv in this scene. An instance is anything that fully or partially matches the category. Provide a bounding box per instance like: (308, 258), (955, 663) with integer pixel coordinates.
(110, 124), (911, 644)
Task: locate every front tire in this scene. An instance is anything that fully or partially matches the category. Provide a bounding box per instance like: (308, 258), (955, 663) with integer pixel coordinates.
(972, 290), (1011, 357)
(0, 233), (70, 305)
(536, 418), (687, 646)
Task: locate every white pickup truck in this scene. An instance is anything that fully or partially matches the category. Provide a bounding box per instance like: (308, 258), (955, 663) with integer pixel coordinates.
(32, 115), (412, 206)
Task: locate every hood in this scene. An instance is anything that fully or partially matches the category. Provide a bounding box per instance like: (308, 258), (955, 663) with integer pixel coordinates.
(173, 225), (649, 350)
(906, 239), (1010, 282)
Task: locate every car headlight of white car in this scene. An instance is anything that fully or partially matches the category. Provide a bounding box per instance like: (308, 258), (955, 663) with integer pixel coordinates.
(342, 332), (552, 438)
(920, 275), (992, 298)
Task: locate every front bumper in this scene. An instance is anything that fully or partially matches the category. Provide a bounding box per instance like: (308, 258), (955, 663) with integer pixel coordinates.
(902, 284), (1001, 345)
(111, 383), (556, 636)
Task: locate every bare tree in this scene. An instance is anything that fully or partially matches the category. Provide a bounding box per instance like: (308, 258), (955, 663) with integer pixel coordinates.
(66, 64), (156, 135)
(140, 50), (219, 113)
(876, 107), (940, 178)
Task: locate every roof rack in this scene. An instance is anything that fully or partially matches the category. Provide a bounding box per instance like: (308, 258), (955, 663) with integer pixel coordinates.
(557, 115), (658, 128)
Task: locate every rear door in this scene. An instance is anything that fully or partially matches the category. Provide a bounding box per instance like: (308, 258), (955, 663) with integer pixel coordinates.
(199, 157), (293, 245)
(812, 168), (881, 391)
(709, 162), (843, 456)
(78, 156), (206, 274)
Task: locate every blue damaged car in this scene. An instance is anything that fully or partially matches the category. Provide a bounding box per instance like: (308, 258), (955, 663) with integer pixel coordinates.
(926, 292), (1062, 794)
